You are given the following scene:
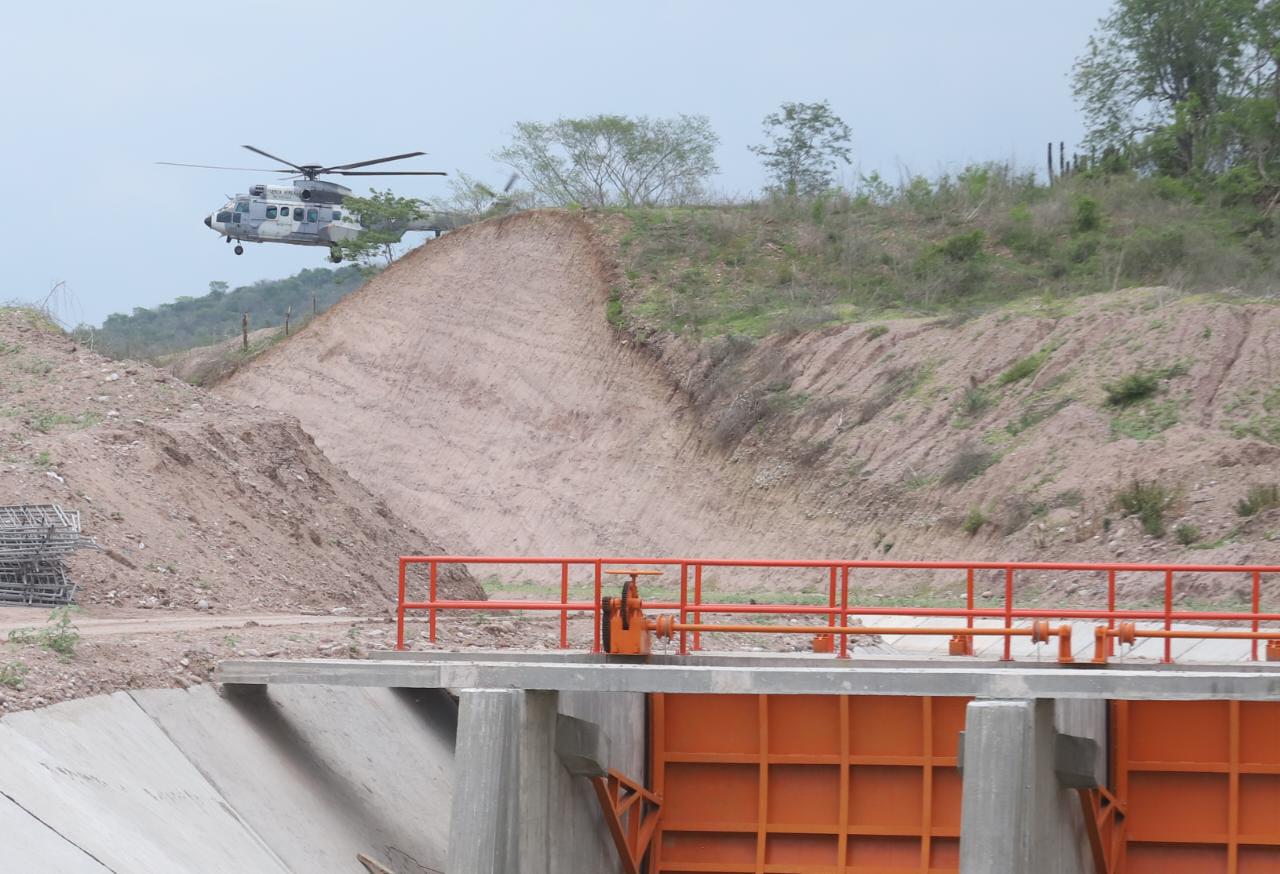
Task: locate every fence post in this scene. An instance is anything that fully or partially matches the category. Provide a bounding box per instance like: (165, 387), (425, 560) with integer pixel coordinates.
(592, 560), (602, 654)
(1163, 570), (1174, 664)
(679, 562), (688, 655)
(285, 305), (291, 336)
(242, 313), (248, 351)
(693, 564), (703, 651)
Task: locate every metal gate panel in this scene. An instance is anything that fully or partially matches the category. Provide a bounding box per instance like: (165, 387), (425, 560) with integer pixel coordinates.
(1113, 700), (1280, 873)
(649, 694), (968, 873)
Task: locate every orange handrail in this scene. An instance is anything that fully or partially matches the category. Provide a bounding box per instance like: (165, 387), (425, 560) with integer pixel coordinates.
(395, 555), (1280, 664)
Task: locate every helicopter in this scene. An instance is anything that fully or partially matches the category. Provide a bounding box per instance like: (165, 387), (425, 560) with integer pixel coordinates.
(159, 145), (447, 263)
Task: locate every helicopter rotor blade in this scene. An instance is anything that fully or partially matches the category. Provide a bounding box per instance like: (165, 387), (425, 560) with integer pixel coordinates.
(503, 172), (519, 193)
(321, 151), (427, 172)
(332, 170), (448, 176)
(241, 145), (307, 173)
(157, 161), (289, 172)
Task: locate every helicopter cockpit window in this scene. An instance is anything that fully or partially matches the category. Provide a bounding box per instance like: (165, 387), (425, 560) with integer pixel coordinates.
(216, 211), (232, 223)
(266, 206), (277, 219)
(234, 201), (249, 213)
(293, 207), (304, 220)
(307, 208), (318, 222)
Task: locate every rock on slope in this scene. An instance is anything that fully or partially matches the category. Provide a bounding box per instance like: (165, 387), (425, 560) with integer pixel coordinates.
(0, 307), (479, 615)
(220, 211), (1280, 592)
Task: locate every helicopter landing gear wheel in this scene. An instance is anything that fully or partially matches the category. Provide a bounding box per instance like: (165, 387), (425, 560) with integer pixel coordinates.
(234, 244), (244, 255)
(328, 247), (342, 264)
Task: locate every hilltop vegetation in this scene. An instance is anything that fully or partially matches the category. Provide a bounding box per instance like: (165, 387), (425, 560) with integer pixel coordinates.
(91, 266), (368, 360)
(604, 167), (1279, 340)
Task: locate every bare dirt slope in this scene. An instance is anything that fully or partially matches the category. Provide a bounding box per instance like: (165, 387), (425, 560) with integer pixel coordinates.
(220, 211), (1280, 591)
(221, 212), (827, 559)
(0, 307), (478, 709)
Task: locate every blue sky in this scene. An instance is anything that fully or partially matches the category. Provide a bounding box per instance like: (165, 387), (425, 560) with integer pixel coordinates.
(7, 0), (1114, 326)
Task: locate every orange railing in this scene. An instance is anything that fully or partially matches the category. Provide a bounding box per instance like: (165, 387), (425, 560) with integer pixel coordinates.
(395, 556), (1280, 663)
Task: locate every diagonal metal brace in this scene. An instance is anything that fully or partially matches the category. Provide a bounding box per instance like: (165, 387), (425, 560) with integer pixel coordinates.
(590, 769), (662, 874)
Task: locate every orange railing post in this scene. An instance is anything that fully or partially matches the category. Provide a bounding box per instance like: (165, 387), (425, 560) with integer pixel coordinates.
(396, 557), (407, 650)
(692, 564), (703, 652)
(560, 561), (570, 649)
(1163, 569), (1174, 664)
(429, 560), (438, 644)
(679, 562), (688, 655)
(1252, 570), (1261, 662)
(1107, 569), (1117, 657)
(839, 565), (850, 660)
(1003, 566), (1015, 661)
(593, 559), (603, 654)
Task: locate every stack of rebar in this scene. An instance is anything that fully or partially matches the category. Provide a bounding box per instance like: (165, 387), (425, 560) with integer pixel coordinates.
(0, 505), (94, 605)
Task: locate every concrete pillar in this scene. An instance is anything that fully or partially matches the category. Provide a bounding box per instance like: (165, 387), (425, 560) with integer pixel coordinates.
(448, 688), (645, 874)
(959, 699), (1099, 874)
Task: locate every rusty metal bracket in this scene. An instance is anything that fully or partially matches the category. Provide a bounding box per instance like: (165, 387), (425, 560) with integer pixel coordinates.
(590, 769), (662, 874)
(1077, 785), (1126, 874)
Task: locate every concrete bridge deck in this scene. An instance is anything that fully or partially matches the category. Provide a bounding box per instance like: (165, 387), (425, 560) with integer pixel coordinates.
(216, 650), (1280, 700)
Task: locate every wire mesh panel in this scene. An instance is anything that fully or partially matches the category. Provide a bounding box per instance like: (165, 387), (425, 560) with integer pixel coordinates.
(0, 505), (93, 605)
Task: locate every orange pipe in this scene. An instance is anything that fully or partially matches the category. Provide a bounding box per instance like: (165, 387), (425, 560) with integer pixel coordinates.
(666, 623), (1043, 637)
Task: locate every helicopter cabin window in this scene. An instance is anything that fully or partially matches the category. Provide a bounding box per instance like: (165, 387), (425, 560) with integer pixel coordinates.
(293, 207), (304, 221)
(266, 206), (277, 219)
(234, 201), (249, 213)
(332, 211), (342, 221)
(307, 208), (318, 223)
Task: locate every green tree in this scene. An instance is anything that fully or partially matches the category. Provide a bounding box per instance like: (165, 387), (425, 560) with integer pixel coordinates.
(336, 189), (427, 266)
(749, 100), (853, 196)
(496, 114), (719, 207)
(1072, 0), (1268, 177)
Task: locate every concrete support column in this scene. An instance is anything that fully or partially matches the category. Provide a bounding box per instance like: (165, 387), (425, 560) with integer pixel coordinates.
(959, 698), (1100, 874)
(448, 688), (645, 874)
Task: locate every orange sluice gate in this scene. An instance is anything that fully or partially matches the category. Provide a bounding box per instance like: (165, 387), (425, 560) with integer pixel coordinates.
(648, 694), (969, 873)
(1113, 700), (1280, 873)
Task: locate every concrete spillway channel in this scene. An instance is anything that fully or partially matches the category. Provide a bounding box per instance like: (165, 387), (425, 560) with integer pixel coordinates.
(7, 653), (1280, 872)
(0, 685), (457, 872)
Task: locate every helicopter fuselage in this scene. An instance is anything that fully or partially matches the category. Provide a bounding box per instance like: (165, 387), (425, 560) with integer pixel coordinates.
(204, 180), (361, 250)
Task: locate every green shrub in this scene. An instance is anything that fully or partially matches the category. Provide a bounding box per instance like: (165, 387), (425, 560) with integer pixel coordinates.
(865, 324), (888, 340)
(1174, 523), (1200, 546)
(962, 506), (987, 535)
(1122, 228), (1186, 278)
(942, 446), (996, 485)
(1104, 372), (1159, 406)
(1072, 195), (1102, 233)
(7, 607), (80, 659)
(0, 660), (26, 689)
(997, 349), (1050, 386)
(1116, 479), (1171, 537)
(937, 230), (985, 263)
(954, 385), (994, 421)
(1236, 483), (1280, 517)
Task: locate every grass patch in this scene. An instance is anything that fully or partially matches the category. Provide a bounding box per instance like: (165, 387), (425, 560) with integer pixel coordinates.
(952, 385), (993, 427)
(1110, 399), (1178, 440)
(941, 446), (996, 485)
(962, 506), (987, 535)
(7, 607), (80, 659)
(1174, 523), (1201, 546)
(0, 660), (27, 688)
(997, 348), (1050, 386)
(1104, 371), (1158, 406)
(27, 410), (101, 433)
(1236, 483), (1280, 517)
(1115, 479), (1172, 537)
(864, 324), (888, 340)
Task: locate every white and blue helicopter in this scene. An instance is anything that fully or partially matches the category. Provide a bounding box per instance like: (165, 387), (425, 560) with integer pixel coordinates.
(160, 145), (447, 262)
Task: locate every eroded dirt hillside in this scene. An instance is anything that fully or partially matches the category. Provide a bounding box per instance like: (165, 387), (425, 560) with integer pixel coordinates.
(220, 211), (1280, 592)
